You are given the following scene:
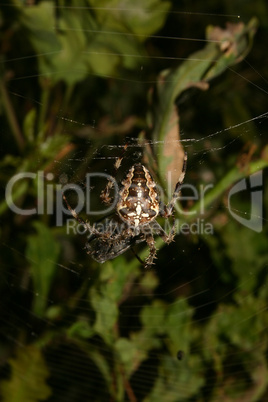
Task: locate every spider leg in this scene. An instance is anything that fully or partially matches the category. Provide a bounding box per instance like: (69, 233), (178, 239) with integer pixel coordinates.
(167, 215), (176, 243)
(63, 193), (98, 235)
(151, 220), (176, 244)
(144, 229), (157, 268)
(130, 246), (145, 265)
(100, 143), (128, 205)
(163, 152), (187, 218)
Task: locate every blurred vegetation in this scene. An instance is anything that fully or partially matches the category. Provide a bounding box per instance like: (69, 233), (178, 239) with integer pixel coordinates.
(0, 1), (268, 401)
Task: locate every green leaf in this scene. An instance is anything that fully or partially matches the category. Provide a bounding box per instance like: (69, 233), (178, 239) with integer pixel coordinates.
(206, 293), (268, 352)
(21, 2), (62, 81)
(89, 288), (118, 344)
(26, 222), (60, 317)
(221, 222), (268, 291)
(130, 329), (162, 362)
(115, 338), (139, 377)
(89, 0), (171, 38)
(202, 291), (268, 400)
(0, 346), (51, 402)
(164, 298), (194, 355)
(21, 2), (93, 84)
(97, 257), (140, 302)
(53, 6), (96, 84)
(144, 354), (205, 402)
(152, 18), (258, 182)
(140, 299), (167, 335)
(207, 219), (268, 291)
(139, 270), (159, 291)
(67, 319), (95, 339)
(20, 0), (171, 85)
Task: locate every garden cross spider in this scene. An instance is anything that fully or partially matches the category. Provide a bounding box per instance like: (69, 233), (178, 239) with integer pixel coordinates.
(63, 148), (187, 268)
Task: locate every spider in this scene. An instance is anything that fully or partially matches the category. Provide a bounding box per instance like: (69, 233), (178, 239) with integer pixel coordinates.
(63, 148), (187, 268)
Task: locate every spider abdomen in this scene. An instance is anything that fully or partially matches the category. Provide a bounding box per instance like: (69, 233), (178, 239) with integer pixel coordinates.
(117, 164), (160, 227)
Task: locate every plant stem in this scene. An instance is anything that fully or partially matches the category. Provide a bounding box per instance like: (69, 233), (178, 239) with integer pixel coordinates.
(186, 156), (268, 220)
(0, 80), (25, 151)
(38, 85), (50, 140)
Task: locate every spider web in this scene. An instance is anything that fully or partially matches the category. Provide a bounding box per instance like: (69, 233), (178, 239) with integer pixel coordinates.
(0, 2), (268, 402)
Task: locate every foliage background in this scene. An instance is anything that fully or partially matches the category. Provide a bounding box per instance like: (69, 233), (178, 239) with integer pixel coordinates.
(0, 1), (268, 401)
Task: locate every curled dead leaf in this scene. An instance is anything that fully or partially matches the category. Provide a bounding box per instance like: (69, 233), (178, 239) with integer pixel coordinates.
(163, 105), (185, 189)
